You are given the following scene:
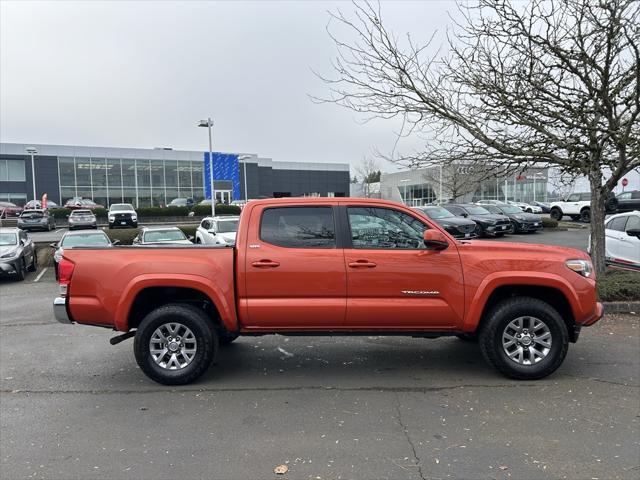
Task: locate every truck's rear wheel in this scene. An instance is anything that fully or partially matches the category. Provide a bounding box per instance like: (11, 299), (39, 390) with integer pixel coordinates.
(134, 304), (218, 385)
(580, 208), (591, 223)
(479, 297), (568, 380)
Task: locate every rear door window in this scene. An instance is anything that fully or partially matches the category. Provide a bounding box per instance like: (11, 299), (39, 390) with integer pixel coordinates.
(260, 207), (336, 248)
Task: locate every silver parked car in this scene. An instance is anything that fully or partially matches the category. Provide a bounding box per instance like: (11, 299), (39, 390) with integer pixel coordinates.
(17, 209), (56, 231)
(0, 228), (37, 281)
(51, 230), (114, 279)
(133, 226), (193, 245)
(68, 209), (97, 230)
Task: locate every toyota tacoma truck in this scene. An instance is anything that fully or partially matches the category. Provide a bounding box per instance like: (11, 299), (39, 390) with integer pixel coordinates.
(53, 198), (603, 385)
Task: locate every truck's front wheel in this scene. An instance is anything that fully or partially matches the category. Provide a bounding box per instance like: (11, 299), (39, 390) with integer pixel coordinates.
(134, 304), (218, 385)
(479, 297), (568, 380)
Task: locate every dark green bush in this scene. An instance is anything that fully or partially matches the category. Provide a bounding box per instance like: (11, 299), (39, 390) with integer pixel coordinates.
(541, 217), (558, 228)
(93, 208), (108, 219)
(49, 208), (72, 219)
(598, 269), (640, 302)
(192, 204), (241, 216)
(105, 228), (140, 245)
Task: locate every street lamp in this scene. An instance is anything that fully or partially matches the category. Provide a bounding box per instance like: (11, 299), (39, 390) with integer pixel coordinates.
(26, 147), (37, 201)
(198, 118), (215, 217)
(400, 179), (410, 205)
(238, 155), (252, 202)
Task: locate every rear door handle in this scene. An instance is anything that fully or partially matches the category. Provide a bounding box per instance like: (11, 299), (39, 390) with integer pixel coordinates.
(348, 260), (377, 268)
(252, 260), (280, 268)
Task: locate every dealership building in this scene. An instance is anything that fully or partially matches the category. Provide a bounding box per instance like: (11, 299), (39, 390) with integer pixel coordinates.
(0, 143), (350, 208)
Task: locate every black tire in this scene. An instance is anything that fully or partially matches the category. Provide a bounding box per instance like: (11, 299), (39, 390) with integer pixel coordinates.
(28, 251), (38, 272)
(455, 333), (478, 342)
(549, 208), (563, 221)
(479, 297), (569, 380)
(474, 224), (485, 238)
(134, 304), (218, 385)
(605, 197), (618, 213)
(14, 258), (26, 281)
(510, 220), (519, 233)
(580, 208), (591, 223)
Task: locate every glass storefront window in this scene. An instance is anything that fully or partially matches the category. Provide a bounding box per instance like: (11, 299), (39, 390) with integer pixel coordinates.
(136, 159), (151, 188)
(91, 158), (107, 187)
(107, 159), (122, 187)
(93, 188), (108, 208)
(122, 187), (136, 206)
(75, 158), (91, 186)
(60, 187), (76, 205)
(59, 157), (75, 187)
(165, 160), (178, 188)
(150, 160), (165, 207)
(165, 188), (179, 205)
(192, 161), (203, 190)
(193, 188), (204, 203)
(178, 162), (192, 196)
(137, 188), (151, 208)
(76, 187), (92, 202)
(121, 159), (136, 186)
(6, 160), (26, 181)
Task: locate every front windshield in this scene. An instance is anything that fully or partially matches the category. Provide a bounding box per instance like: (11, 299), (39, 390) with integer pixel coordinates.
(61, 233), (110, 248)
(110, 204), (134, 212)
(21, 211), (44, 219)
(143, 229), (187, 242)
(500, 205), (522, 214)
(217, 220), (239, 233)
(464, 205), (490, 215)
(0, 233), (18, 246)
(422, 207), (454, 219)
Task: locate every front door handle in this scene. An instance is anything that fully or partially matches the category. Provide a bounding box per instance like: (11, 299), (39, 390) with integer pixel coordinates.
(252, 260), (280, 268)
(348, 260), (377, 268)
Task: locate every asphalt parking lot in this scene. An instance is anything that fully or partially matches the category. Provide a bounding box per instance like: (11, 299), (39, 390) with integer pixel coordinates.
(2, 224), (638, 480)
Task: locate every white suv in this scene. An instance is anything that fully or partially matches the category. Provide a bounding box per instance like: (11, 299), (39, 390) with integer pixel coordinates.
(550, 192), (618, 222)
(195, 216), (240, 245)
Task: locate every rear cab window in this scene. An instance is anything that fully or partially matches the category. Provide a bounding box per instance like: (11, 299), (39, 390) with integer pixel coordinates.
(260, 207), (336, 248)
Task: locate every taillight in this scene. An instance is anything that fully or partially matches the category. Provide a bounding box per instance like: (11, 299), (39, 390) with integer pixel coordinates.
(58, 258), (75, 297)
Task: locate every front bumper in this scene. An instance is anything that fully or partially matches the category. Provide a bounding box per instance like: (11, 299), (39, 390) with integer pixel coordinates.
(53, 297), (73, 324)
(0, 259), (19, 275)
(515, 221), (543, 232)
(583, 302), (604, 327)
(485, 224), (510, 234)
(109, 218), (137, 228)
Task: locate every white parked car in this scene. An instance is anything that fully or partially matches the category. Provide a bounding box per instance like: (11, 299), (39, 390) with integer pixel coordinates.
(133, 227), (193, 245)
(506, 200), (543, 214)
(589, 211), (640, 270)
(195, 216), (240, 245)
(550, 192), (618, 222)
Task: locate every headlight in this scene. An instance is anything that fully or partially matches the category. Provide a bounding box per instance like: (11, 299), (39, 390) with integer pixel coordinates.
(565, 259), (593, 278)
(131, 215), (137, 221)
(108, 215), (115, 221)
(1, 250), (18, 259)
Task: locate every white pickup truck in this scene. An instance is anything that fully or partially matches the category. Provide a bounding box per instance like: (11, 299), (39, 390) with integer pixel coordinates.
(550, 192), (618, 222)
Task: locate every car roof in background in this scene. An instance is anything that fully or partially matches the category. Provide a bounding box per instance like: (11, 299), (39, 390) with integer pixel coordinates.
(0, 227), (20, 232)
(21, 209), (46, 213)
(71, 209), (94, 214)
(141, 226), (182, 231)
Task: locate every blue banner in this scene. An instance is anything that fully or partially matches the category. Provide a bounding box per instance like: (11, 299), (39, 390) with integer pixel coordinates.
(203, 152), (240, 200)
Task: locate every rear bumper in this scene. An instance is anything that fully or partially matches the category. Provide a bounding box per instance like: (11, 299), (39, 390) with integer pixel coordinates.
(53, 297), (73, 324)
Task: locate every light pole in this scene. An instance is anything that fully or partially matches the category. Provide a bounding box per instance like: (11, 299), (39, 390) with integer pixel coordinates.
(439, 165), (443, 205)
(400, 179), (410, 205)
(238, 155), (252, 202)
(198, 119), (215, 217)
(26, 147), (37, 201)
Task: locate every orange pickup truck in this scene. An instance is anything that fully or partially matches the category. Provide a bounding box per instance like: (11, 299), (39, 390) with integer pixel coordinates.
(53, 198), (603, 385)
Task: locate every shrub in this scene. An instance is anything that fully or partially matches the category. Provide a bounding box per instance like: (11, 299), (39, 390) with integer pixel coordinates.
(597, 269), (640, 302)
(541, 217), (558, 228)
(49, 208), (72, 219)
(105, 228), (139, 245)
(93, 207), (108, 219)
(192, 204), (241, 216)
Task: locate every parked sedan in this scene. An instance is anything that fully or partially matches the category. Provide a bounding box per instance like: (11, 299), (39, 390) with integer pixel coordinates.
(52, 230), (114, 279)
(108, 203), (138, 229)
(17, 209), (56, 231)
(443, 204), (511, 237)
(169, 198), (194, 207)
(195, 216), (240, 245)
(482, 203), (543, 233)
(0, 227), (37, 281)
(412, 206), (477, 239)
(68, 209), (98, 230)
(64, 198), (105, 210)
(589, 211), (640, 270)
(0, 201), (23, 218)
(133, 226), (193, 245)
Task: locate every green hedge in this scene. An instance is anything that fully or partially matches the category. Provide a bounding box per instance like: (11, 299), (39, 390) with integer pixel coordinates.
(598, 269), (640, 302)
(192, 204), (241, 216)
(541, 217), (558, 228)
(51, 204), (240, 220)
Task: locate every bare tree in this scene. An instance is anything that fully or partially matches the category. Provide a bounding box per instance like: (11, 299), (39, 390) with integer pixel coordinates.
(356, 156), (380, 197)
(317, 0), (639, 275)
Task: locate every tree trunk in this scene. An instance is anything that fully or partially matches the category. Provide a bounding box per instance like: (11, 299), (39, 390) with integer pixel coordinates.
(588, 173), (607, 277)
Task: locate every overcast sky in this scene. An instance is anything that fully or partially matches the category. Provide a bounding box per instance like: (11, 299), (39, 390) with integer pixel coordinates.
(0, 0), (460, 172)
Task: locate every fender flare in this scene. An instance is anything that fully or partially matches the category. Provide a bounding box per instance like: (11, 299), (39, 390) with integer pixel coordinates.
(463, 271), (581, 331)
(114, 273), (236, 332)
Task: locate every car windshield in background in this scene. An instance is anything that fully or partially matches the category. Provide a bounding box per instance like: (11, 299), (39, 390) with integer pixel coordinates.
(143, 229), (187, 242)
(110, 204), (134, 212)
(500, 205), (523, 214)
(21, 211), (44, 218)
(422, 207), (454, 219)
(0, 233), (18, 245)
(61, 233), (110, 248)
(464, 205), (491, 215)
(71, 210), (94, 216)
(217, 220), (239, 233)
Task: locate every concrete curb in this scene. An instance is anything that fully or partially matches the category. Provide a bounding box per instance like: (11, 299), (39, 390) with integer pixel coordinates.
(602, 302), (640, 314)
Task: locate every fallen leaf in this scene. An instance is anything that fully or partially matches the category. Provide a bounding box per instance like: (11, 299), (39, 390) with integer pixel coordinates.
(274, 464), (289, 475)
(499, 465), (508, 470)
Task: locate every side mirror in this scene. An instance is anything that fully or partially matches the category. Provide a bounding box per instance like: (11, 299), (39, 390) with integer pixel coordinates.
(112, 239), (121, 246)
(626, 229), (640, 239)
(423, 230), (449, 250)
(462, 213), (468, 218)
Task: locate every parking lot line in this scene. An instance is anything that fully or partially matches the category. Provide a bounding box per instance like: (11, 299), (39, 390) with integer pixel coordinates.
(54, 228), (64, 233)
(33, 268), (48, 283)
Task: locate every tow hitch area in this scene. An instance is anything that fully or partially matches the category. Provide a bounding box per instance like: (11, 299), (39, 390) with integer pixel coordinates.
(110, 331), (136, 345)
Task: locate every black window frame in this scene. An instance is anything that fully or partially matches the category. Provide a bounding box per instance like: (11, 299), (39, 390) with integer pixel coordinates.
(259, 206), (338, 249)
(344, 205), (430, 250)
